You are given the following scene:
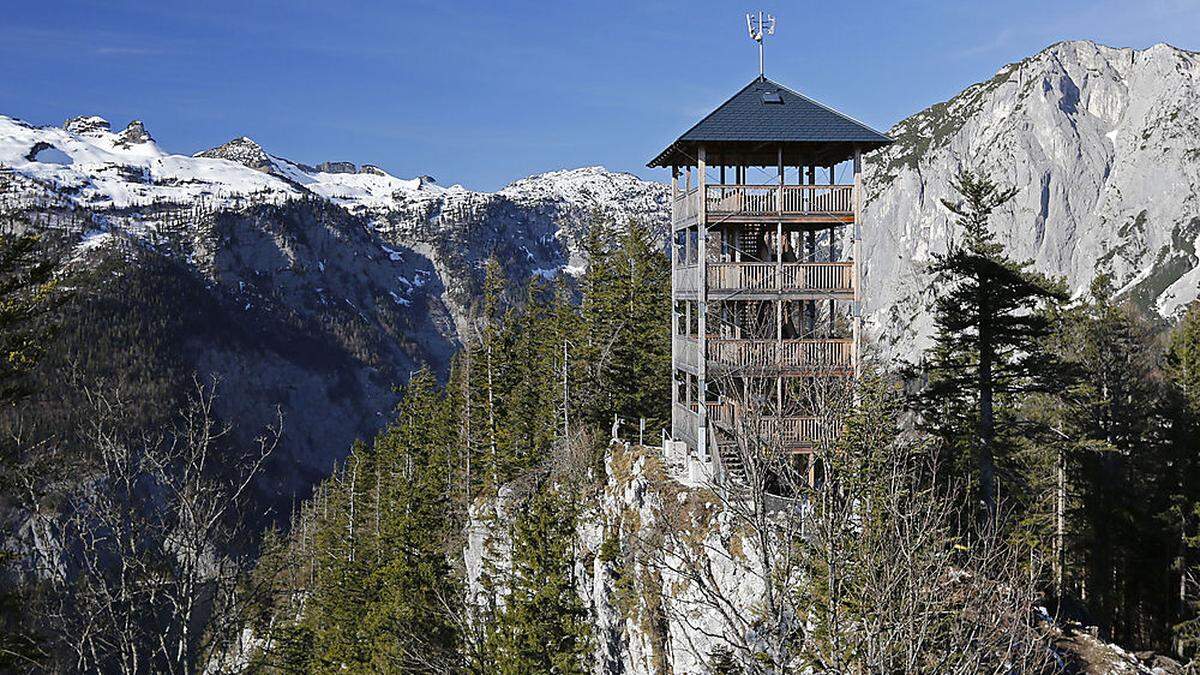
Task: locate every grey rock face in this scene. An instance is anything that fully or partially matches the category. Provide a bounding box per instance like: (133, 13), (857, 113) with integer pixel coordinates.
(62, 115), (110, 135)
(862, 40), (1200, 356)
(195, 136), (276, 173)
(317, 161), (356, 174)
(116, 120), (153, 145)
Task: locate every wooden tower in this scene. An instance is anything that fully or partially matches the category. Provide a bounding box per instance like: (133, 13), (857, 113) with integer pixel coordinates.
(649, 74), (892, 484)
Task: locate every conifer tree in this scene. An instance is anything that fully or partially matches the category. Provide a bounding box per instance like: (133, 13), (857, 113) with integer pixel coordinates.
(0, 229), (58, 672)
(489, 478), (591, 674)
(1167, 303), (1200, 657)
(290, 371), (463, 672)
(364, 369), (462, 671)
(578, 217), (670, 437)
(917, 169), (1066, 527)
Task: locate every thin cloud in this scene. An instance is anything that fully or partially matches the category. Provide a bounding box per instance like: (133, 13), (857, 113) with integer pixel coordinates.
(94, 46), (162, 57)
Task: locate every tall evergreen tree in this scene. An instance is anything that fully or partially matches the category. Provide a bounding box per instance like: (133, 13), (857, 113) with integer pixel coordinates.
(916, 169), (1066, 527)
(578, 217), (670, 437)
(488, 478), (591, 674)
(0, 229), (58, 672)
(289, 371), (463, 672)
(1167, 303), (1200, 658)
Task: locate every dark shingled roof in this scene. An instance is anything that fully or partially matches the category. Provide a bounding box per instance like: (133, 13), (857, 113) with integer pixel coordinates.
(648, 76), (893, 168)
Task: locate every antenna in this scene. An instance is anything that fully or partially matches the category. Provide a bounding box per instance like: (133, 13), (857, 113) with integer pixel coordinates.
(746, 11), (776, 78)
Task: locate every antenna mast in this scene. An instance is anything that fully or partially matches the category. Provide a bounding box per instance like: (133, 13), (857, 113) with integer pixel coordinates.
(746, 11), (776, 78)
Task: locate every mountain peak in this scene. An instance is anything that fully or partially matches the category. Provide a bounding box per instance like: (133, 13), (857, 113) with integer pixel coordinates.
(195, 136), (274, 172)
(117, 120), (153, 146)
(63, 115), (111, 136)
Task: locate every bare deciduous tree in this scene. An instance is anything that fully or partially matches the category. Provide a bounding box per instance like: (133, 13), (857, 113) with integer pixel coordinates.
(33, 377), (280, 674)
(645, 354), (1055, 674)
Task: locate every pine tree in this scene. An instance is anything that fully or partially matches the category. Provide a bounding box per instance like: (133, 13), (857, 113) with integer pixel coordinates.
(916, 169), (1066, 527)
(364, 369), (462, 672)
(288, 371), (463, 672)
(489, 478), (591, 674)
(578, 217), (670, 437)
(0, 229), (58, 672)
(1167, 303), (1200, 658)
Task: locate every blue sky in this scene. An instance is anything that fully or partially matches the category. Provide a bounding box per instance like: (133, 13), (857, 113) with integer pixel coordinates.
(1, 0), (1198, 190)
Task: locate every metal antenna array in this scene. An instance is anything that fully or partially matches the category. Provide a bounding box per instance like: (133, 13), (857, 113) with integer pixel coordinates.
(746, 11), (776, 78)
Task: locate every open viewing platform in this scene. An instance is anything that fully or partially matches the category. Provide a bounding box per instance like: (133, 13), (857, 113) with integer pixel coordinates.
(672, 184), (855, 227)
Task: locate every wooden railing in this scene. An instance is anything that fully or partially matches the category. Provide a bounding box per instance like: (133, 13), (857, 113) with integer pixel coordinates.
(673, 402), (699, 448)
(688, 399), (839, 448)
(673, 187), (700, 223)
(763, 416), (838, 447)
(709, 262), (775, 291)
(704, 262), (854, 294)
(707, 339), (853, 370)
(780, 185), (854, 214)
(707, 185), (777, 215)
(674, 264), (699, 294)
(676, 336), (700, 371)
(706, 184), (853, 218)
(779, 263), (854, 292)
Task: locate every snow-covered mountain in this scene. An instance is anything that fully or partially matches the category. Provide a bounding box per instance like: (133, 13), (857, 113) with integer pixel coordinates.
(0, 114), (668, 333)
(0, 113), (668, 509)
(864, 40), (1200, 353)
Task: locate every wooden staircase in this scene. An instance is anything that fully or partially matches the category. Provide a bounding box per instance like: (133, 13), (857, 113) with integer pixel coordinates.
(716, 441), (747, 484)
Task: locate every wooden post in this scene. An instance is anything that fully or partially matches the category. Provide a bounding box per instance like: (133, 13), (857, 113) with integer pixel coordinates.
(852, 147), (863, 378)
(696, 147), (709, 470)
(671, 166), (680, 440)
(777, 146), (784, 416)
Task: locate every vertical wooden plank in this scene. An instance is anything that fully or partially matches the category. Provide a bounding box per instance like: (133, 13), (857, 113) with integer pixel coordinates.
(696, 147), (709, 470)
(777, 146), (785, 416)
(853, 147), (863, 379)
(670, 166), (680, 440)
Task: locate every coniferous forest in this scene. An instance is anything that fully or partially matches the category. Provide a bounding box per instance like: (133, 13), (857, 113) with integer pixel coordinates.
(1, 169), (1200, 673)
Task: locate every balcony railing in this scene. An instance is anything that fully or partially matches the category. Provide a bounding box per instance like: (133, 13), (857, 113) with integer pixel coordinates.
(676, 336), (700, 371)
(674, 264), (699, 293)
(687, 400), (838, 449)
(708, 339), (853, 371)
(690, 262), (854, 294)
(706, 184), (853, 218)
(675, 336), (853, 372)
(673, 187), (700, 223)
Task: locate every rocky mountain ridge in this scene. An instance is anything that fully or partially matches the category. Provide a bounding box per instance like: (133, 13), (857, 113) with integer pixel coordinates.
(863, 40), (1200, 353)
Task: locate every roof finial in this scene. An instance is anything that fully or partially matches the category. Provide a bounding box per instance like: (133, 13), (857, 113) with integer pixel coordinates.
(746, 11), (776, 79)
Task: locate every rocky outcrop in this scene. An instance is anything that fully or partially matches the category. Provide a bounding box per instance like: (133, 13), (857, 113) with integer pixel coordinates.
(62, 114), (110, 135)
(194, 136), (278, 173)
(316, 161), (356, 174)
(116, 120), (152, 146)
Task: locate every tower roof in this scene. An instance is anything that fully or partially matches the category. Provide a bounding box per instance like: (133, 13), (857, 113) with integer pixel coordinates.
(647, 76), (893, 168)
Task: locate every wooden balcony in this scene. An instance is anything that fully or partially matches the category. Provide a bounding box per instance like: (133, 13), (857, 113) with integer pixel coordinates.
(674, 262), (854, 297)
(688, 401), (838, 450)
(673, 184), (854, 228)
(708, 339), (853, 372)
(672, 187), (700, 224)
(674, 336), (853, 374)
